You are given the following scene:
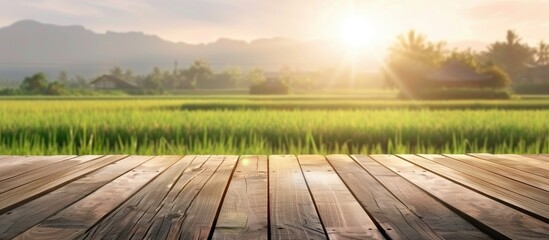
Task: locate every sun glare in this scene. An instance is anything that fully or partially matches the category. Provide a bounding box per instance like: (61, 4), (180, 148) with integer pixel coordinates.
(339, 15), (376, 50)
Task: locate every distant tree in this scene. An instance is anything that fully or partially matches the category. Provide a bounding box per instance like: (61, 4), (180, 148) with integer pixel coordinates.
(184, 60), (213, 87)
(20, 73), (48, 94)
(222, 66), (243, 87)
(385, 30), (446, 90)
(44, 81), (67, 95)
(484, 30), (535, 81)
(143, 67), (164, 91)
(109, 66), (125, 79)
(482, 65), (512, 89)
(535, 41), (549, 66)
(246, 68), (267, 85)
(57, 71), (69, 85)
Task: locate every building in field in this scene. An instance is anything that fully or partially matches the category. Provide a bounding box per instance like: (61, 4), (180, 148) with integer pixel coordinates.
(90, 75), (139, 90)
(427, 60), (491, 88)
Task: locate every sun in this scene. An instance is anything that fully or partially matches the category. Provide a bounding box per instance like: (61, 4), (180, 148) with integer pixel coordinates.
(339, 15), (376, 50)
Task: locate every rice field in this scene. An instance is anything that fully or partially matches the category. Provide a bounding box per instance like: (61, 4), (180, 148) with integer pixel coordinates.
(0, 97), (548, 154)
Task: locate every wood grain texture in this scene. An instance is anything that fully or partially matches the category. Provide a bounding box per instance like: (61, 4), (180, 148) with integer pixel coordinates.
(80, 155), (195, 239)
(270, 155), (327, 240)
(372, 154), (549, 239)
(0, 155), (153, 240)
(469, 153), (549, 178)
(523, 154), (549, 162)
(348, 155), (491, 240)
(13, 155), (177, 240)
(445, 154), (549, 192)
(0, 155), (127, 214)
(171, 155), (238, 240)
(0, 155), (101, 194)
(404, 154), (549, 221)
(0, 155), (75, 182)
(299, 155), (384, 240)
(213, 155), (269, 240)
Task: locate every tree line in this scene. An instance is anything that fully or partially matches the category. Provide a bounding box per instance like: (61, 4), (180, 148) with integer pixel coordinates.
(385, 29), (548, 92)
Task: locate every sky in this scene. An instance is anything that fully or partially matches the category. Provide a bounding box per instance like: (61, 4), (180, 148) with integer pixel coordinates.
(0, 0), (548, 46)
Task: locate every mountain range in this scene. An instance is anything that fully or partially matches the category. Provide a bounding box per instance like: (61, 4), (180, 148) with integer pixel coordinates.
(0, 20), (487, 82)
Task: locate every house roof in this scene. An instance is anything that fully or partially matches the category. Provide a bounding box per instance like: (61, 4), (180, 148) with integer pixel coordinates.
(90, 75), (139, 89)
(427, 60), (491, 82)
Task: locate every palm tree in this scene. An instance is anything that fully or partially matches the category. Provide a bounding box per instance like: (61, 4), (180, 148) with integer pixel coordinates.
(536, 41), (549, 65)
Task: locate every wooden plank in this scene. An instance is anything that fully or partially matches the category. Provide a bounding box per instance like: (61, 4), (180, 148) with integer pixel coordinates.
(83, 155), (237, 240)
(0, 155), (14, 160)
(170, 155), (238, 239)
(298, 155), (384, 239)
(445, 154), (549, 192)
(0, 155), (76, 182)
(421, 154), (549, 204)
(13, 155), (178, 240)
(371, 154), (549, 239)
(269, 155), (327, 240)
(469, 153), (549, 178)
(523, 154), (549, 162)
(213, 155), (269, 240)
(400, 154), (549, 221)
(81, 155), (198, 239)
(0, 155), (102, 194)
(0, 155), (128, 214)
(0, 155), (153, 240)
(346, 155), (491, 240)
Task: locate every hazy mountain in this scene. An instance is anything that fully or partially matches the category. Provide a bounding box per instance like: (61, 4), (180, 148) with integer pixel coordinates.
(0, 20), (376, 82)
(0, 20), (489, 82)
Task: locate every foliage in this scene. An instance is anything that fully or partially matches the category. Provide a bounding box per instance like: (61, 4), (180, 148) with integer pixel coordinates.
(535, 41), (549, 66)
(20, 73), (49, 94)
(385, 30), (446, 90)
(249, 81), (289, 95)
(481, 65), (512, 88)
(398, 88), (512, 100)
(0, 98), (547, 154)
(513, 82), (549, 94)
(484, 30), (536, 81)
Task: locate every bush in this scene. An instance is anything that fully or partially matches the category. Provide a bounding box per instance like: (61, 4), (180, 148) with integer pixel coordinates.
(0, 88), (22, 96)
(250, 80), (289, 95)
(399, 88), (512, 100)
(513, 82), (549, 94)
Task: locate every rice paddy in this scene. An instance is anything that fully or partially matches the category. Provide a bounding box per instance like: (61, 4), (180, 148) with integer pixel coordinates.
(0, 97), (548, 154)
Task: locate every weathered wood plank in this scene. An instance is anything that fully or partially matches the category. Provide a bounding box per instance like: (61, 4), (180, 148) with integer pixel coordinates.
(169, 155), (238, 239)
(0, 155), (13, 160)
(0, 155), (153, 240)
(401, 154), (549, 221)
(0, 155), (76, 182)
(81, 155), (209, 240)
(421, 154), (549, 204)
(14, 155), (178, 240)
(270, 155), (326, 240)
(213, 155), (269, 240)
(0, 155), (127, 214)
(445, 154), (549, 192)
(299, 155), (384, 240)
(469, 154), (549, 178)
(371, 154), (549, 239)
(347, 155), (491, 240)
(523, 154), (549, 162)
(0, 155), (102, 194)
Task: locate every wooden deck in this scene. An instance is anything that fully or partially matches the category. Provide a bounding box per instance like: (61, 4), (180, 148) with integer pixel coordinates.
(0, 154), (547, 239)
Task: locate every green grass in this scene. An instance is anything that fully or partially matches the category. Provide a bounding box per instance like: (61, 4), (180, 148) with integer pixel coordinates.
(0, 97), (548, 155)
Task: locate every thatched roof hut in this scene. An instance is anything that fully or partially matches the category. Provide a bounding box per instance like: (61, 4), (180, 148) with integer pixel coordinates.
(90, 75), (139, 90)
(427, 60), (491, 87)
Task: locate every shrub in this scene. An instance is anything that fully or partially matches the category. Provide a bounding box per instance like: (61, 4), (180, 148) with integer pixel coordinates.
(399, 88), (512, 100)
(513, 82), (549, 94)
(250, 80), (289, 95)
